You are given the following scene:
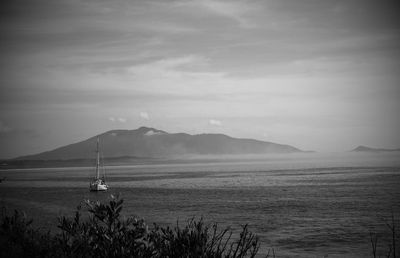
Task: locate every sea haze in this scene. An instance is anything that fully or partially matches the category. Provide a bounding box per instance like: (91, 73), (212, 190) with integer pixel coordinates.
(1, 152), (399, 258)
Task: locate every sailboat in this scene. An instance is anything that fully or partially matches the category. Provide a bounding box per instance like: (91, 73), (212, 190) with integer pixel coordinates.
(90, 137), (108, 191)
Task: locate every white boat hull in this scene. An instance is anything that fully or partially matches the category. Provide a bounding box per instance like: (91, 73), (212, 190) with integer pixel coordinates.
(90, 180), (108, 191)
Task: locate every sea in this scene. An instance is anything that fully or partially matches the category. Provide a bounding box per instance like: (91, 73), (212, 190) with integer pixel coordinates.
(1, 152), (399, 258)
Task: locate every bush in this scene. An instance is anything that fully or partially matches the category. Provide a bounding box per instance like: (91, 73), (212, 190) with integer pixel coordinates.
(0, 208), (56, 258)
(369, 213), (399, 258)
(149, 218), (259, 257)
(1, 195), (264, 258)
(57, 195), (153, 257)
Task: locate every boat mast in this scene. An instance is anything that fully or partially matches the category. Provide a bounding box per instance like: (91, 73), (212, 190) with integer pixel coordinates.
(96, 137), (100, 180)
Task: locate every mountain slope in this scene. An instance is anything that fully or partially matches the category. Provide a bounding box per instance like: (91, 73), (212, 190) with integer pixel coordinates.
(352, 145), (400, 152)
(15, 127), (304, 160)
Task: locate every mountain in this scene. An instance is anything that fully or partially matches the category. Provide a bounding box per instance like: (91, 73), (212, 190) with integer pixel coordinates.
(352, 145), (400, 152)
(14, 127), (304, 161)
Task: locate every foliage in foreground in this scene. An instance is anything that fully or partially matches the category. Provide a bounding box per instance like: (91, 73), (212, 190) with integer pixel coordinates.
(0, 195), (265, 258)
(369, 212), (399, 258)
(2, 195), (397, 258)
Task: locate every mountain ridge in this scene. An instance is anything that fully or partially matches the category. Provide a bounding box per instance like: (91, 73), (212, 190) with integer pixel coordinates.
(352, 145), (400, 152)
(13, 126), (305, 161)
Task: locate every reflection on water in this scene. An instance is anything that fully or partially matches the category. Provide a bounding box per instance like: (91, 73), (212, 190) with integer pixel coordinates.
(0, 152), (400, 258)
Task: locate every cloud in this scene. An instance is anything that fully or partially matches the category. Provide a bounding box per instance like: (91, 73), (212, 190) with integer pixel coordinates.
(0, 121), (12, 133)
(124, 55), (227, 96)
(134, 21), (199, 35)
(209, 119), (222, 126)
(178, 0), (256, 28)
(140, 112), (150, 120)
(109, 117), (127, 123)
(126, 55), (210, 76)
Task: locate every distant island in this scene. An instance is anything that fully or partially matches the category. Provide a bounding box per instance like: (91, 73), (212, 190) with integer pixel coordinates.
(2, 127), (306, 168)
(352, 145), (400, 152)
(16, 126), (304, 159)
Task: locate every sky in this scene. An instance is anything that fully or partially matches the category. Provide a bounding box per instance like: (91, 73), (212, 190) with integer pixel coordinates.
(0, 0), (400, 158)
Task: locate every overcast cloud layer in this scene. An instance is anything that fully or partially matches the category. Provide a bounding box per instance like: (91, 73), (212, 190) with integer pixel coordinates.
(0, 0), (399, 158)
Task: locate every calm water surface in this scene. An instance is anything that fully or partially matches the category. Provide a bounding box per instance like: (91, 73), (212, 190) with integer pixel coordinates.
(1, 152), (400, 257)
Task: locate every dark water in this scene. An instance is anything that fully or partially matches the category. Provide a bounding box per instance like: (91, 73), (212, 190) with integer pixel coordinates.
(1, 152), (400, 257)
